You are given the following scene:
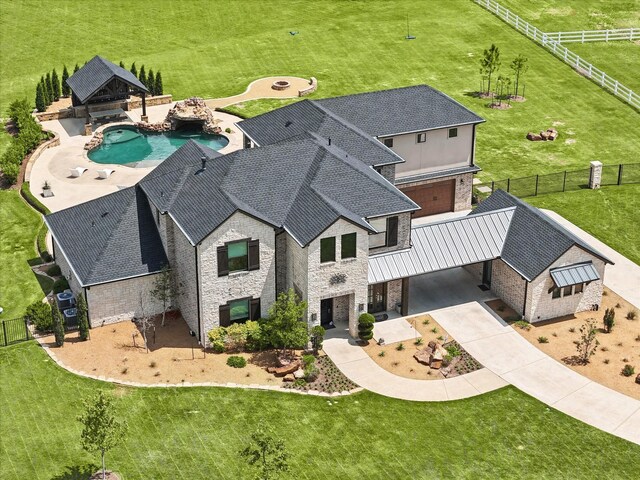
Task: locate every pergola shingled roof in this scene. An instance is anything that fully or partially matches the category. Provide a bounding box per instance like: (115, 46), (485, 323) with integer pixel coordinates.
(66, 55), (148, 104)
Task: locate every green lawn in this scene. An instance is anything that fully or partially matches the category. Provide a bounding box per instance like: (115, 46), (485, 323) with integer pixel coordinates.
(1, 0), (640, 181)
(569, 42), (640, 92)
(0, 190), (47, 319)
(527, 184), (640, 265)
(1, 341), (638, 480)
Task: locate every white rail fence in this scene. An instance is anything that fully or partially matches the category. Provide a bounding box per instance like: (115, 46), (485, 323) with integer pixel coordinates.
(473, 0), (640, 110)
(545, 28), (639, 43)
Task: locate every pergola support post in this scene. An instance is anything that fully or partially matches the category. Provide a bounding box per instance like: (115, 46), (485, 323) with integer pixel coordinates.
(83, 103), (92, 136)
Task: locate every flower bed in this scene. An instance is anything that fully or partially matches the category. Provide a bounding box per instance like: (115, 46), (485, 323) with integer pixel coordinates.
(282, 355), (358, 393)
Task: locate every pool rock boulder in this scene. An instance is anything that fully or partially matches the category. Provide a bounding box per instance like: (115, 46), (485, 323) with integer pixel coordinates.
(167, 97), (222, 134)
(84, 131), (104, 151)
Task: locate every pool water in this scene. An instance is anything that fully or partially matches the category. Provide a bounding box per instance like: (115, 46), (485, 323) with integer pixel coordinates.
(88, 126), (229, 166)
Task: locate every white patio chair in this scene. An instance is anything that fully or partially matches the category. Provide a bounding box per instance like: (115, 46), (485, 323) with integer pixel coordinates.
(97, 168), (115, 179)
(69, 167), (87, 178)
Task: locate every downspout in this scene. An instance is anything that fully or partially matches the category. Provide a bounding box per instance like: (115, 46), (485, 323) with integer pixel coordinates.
(470, 124), (477, 166)
(194, 244), (202, 343)
(84, 287), (91, 328)
(522, 279), (528, 319)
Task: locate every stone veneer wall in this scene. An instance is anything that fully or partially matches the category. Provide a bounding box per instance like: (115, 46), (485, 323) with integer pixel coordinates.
(85, 274), (164, 327)
(306, 219), (369, 336)
(333, 294), (350, 322)
(489, 259), (527, 316)
(170, 216), (199, 336)
(398, 172), (474, 212)
(368, 212), (412, 255)
(525, 246), (605, 322)
(198, 212), (276, 343)
(377, 165), (396, 184)
(275, 231), (287, 294)
(386, 279), (403, 312)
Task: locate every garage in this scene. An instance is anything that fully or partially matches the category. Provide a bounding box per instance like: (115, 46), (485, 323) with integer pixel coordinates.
(400, 179), (455, 217)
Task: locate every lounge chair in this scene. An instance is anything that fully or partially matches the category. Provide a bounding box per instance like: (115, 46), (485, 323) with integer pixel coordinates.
(97, 168), (115, 179)
(69, 167), (87, 178)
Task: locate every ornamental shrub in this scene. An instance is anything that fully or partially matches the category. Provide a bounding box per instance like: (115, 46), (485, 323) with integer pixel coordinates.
(244, 320), (264, 351)
(208, 326), (227, 353)
(622, 364), (635, 377)
(357, 313), (375, 342)
(61, 65), (70, 97)
(130, 62), (137, 77)
(147, 69), (155, 95)
(310, 325), (325, 352)
(24, 300), (52, 332)
(45, 72), (53, 106)
(77, 295), (89, 341)
(53, 277), (69, 294)
(35, 82), (46, 112)
(46, 264), (61, 276)
(227, 356), (247, 368)
(154, 71), (163, 96)
(138, 65), (146, 87)
(51, 68), (61, 101)
(603, 307), (615, 333)
(226, 322), (248, 351)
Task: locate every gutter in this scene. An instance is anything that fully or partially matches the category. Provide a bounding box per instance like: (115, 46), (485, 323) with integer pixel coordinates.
(375, 119), (486, 139)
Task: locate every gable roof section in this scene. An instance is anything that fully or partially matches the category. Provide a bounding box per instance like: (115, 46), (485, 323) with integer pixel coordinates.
(66, 55), (149, 104)
(470, 190), (613, 280)
(45, 186), (168, 287)
(315, 85), (485, 136)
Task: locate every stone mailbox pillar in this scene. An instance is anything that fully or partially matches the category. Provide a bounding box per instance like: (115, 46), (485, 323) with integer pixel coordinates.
(589, 161), (602, 189)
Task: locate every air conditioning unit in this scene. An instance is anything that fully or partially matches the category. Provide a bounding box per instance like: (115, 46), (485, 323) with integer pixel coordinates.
(63, 308), (78, 329)
(56, 291), (75, 310)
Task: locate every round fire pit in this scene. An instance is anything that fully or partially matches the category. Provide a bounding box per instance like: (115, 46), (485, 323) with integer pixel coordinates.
(272, 80), (291, 91)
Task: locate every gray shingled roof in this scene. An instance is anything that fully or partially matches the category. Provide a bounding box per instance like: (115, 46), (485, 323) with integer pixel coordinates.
(470, 190), (613, 280)
(237, 100), (403, 167)
(315, 85), (484, 136)
(45, 186), (168, 287)
(140, 138), (418, 246)
(66, 56), (149, 104)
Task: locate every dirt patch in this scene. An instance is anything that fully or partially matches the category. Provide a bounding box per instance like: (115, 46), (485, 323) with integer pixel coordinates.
(89, 471), (120, 480)
(490, 288), (640, 399)
(488, 102), (512, 110)
(46, 97), (72, 112)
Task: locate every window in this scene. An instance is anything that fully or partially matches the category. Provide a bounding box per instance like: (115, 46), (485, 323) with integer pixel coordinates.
(552, 287), (561, 299)
(229, 299), (250, 323)
(219, 297), (261, 326)
(320, 237), (336, 263)
(217, 239), (260, 276)
(448, 128), (458, 138)
(416, 132), (426, 143)
(369, 216), (399, 249)
(563, 285), (573, 297)
(574, 283), (584, 294)
(383, 138), (394, 148)
(341, 233), (356, 259)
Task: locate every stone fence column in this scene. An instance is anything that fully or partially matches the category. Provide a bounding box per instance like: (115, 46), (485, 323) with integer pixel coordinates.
(589, 161), (602, 189)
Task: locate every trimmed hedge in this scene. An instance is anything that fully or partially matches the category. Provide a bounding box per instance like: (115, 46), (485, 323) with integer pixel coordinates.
(46, 264), (61, 276)
(20, 182), (52, 261)
(226, 356), (247, 368)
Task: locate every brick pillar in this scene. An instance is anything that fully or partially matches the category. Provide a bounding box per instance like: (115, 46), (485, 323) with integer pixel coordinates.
(589, 161), (602, 189)
(83, 123), (92, 136)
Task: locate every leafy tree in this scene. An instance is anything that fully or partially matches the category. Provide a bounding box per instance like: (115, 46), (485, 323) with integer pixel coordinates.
(479, 43), (501, 95)
(138, 65), (146, 87)
(45, 72), (54, 106)
(51, 68), (61, 101)
(150, 265), (179, 327)
(135, 293), (155, 352)
(35, 82), (46, 113)
(603, 307), (615, 333)
(147, 68), (155, 95)
(61, 65), (70, 97)
(575, 319), (599, 364)
(73, 63), (80, 74)
(510, 54), (529, 98)
(358, 312), (375, 343)
(154, 71), (163, 96)
(130, 62), (137, 78)
(264, 289), (308, 353)
(240, 422), (289, 480)
(119, 60), (125, 68)
(495, 75), (511, 105)
(78, 391), (128, 480)
(77, 295), (90, 341)
(52, 305), (65, 347)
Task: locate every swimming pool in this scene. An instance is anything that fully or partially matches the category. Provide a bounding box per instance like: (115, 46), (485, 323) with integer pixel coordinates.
(87, 125), (229, 166)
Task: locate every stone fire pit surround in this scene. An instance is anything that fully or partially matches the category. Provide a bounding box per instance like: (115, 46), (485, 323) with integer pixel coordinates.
(272, 80), (291, 91)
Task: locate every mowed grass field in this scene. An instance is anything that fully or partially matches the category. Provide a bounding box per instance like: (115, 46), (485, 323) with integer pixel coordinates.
(1, 342), (639, 480)
(1, 0), (639, 181)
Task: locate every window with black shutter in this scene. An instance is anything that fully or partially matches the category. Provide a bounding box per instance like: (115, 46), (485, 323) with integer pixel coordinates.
(320, 237), (336, 263)
(386, 216), (398, 247)
(341, 233), (356, 259)
(248, 239), (260, 270)
(219, 304), (231, 326)
(217, 245), (229, 276)
(250, 298), (261, 320)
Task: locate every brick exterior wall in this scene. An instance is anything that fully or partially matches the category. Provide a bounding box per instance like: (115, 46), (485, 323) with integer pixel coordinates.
(170, 217), (199, 336)
(275, 231), (287, 294)
(398, 172), (474, 212)
(525, 246), (605, 323)
(377, 164), (396, 183)
(85, 274), (164, 327)
(489, 259), (527, 316)
(306, 219), (369, 336)
(198, 212), (277, 343)
(284, 232), (309, 301)
(333, 294), (350, 322)
(386, 279), (403, 312)
(368, 212), (412, 255)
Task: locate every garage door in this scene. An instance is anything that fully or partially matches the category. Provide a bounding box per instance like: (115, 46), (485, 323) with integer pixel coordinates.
(401, 180), (455, 217)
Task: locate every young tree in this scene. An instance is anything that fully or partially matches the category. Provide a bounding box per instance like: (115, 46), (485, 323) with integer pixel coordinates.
(51, 68), (61, 101)
(77, 295), (90, 341)
(78, 391), (128, 480)
(150, 265), (179, 327)
(575, 319), (599, 364)
(147, 68), (155, 95)
(264, 289), (308, 353)
(603, 307), (615, 333)
(154, 71), (163, 96)
(130, 62), (137, 78)
(510, 54), (529, 98)
(73, 63), (80, 74)
(52, 305), (65, 347)
(358, 313), (375, 343)
(35, 82), (46, 113)
(45, 72), (54, 106)
(135, 293), (155, 352)
(138, 65), (146, 87)
(479, 44), (501, 95)
(61, 65), (70, 97)
(240, 422), (289, 480)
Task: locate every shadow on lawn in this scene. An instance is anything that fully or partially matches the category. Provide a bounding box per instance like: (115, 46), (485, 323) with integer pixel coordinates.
(50, 463), (98, 480)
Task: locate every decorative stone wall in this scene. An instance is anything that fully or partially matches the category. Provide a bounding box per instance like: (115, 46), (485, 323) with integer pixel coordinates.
(525, 246), (605, 322)
(368, 212), (412, 255)
(24, 131), (60, 182)
(127, 94), (173, 109)
(398, 172), (474, 212)
(298, 77), (318, 97)
(35, 108), (74, 122)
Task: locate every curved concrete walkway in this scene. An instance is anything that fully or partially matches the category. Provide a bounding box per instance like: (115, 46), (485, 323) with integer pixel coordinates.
(204, 76), (312, 109)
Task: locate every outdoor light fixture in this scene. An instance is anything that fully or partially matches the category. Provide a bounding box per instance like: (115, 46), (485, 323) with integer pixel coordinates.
(311, 313), (317, 322)
(358, 303), (365, 312)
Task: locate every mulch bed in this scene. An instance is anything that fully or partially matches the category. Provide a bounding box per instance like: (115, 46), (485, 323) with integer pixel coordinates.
(442, 341), (483, 378)
(282, 355), (358, 393)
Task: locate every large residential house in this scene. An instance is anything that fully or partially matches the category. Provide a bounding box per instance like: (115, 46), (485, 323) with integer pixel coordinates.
(45, 86), (611, 344)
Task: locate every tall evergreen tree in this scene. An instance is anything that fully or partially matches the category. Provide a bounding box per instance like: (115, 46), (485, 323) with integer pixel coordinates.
(119, 60), (125, 68)
(130, 62), (137, 78)
(154, 71), (163, 96)
(45, 72), (54, 105)
(35, 82), (46, 112)
(138, 65), (146, 87)
(77, 295), (90, 341)
(147, 69), (155, 95)
(61, 65), (70, 97)
(52, 306), (65, 347)
(51, 68), (61, 101)
(73, 63), (80, 74)
(40, 76), (50, 105)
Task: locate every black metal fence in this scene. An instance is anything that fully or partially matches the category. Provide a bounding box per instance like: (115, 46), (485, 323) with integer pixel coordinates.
(475, 163), (640, 201)
(0, 318), (31, 347)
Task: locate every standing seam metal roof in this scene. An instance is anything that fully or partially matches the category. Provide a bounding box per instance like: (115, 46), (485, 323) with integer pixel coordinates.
(550, 262), (600, 287)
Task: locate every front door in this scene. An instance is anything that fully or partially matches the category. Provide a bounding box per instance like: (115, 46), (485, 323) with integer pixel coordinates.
(320, 298), (333, 326)
(368, 283), (387, 313)
(482, 260), (492, 287)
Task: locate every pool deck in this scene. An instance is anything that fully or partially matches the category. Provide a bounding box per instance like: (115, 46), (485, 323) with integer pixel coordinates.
(29, 104), (244, 213)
